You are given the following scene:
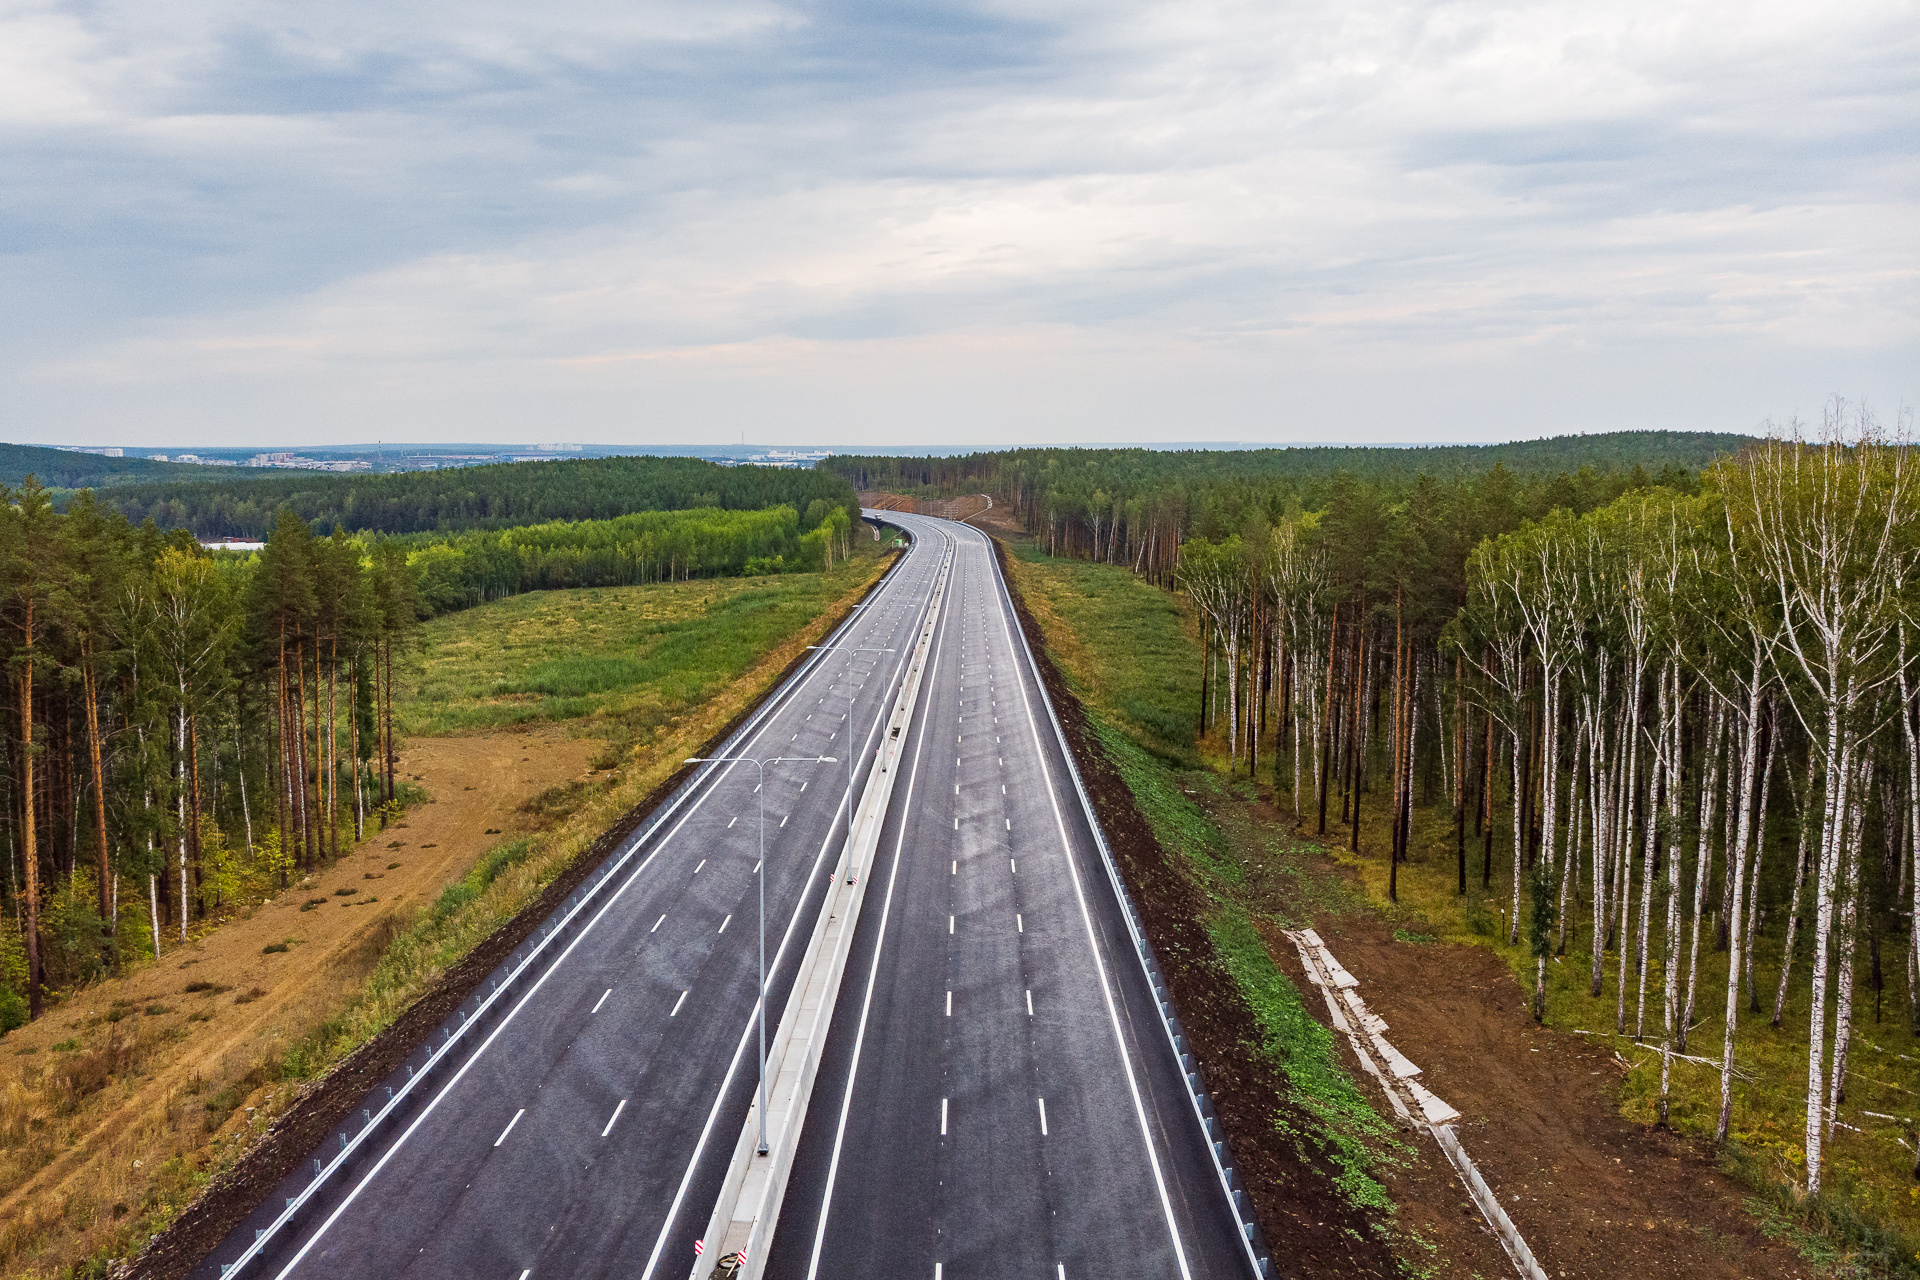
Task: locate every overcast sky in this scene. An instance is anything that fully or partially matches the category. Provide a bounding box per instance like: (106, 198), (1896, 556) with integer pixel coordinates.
(3, 0), (1914, 449)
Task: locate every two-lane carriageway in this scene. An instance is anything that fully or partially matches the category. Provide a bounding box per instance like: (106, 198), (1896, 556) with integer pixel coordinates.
(768, 514), (1252, 1280)
(197, 518), (960, 1280)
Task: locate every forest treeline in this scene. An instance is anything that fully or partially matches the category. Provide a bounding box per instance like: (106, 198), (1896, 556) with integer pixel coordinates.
(828, 430), (1751, 582)
(0, 482), (860, 1030)
(89, 455), (860, 541)
(400, 501), (858, 611)
(0, 444), (210, 493)
(1146, 406), (1915, 1199)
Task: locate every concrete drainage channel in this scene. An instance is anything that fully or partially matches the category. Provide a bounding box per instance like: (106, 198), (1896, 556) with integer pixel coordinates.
(1284, 928), (1547, 1280)
(207, 540), (936, 1280)
(687, 537), (954, 1280)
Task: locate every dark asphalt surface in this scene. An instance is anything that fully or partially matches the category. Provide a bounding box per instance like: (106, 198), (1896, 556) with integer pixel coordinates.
(766, 516), (1251, 1280)
(199, 513), (1251, 1280)
(197, 520), (956, 1280)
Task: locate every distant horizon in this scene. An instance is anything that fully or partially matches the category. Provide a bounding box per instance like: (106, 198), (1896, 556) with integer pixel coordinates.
(15, 428), (1765, 459)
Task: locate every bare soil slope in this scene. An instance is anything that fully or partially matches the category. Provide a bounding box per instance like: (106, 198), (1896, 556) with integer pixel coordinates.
(0, 728), (597, 1275)
(1273, 911), (1815, 1280)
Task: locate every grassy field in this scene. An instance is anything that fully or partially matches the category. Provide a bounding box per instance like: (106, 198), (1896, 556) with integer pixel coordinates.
(1004, 533), (1920, 1277)
(401, 551), (891, 747)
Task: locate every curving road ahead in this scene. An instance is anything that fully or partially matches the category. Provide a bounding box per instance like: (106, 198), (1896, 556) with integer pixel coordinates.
(765, 513), (1252, 1280)
(196, 512), (1257, 1280)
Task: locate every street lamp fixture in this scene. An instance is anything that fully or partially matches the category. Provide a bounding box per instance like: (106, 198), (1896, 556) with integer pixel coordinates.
(684, 753), (835, 1155)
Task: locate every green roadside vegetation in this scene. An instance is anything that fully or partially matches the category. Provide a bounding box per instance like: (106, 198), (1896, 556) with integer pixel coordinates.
(999, 540), (1413, 1251)
(1004, 530), (1920, 1279)
(399, 568), (880, 745)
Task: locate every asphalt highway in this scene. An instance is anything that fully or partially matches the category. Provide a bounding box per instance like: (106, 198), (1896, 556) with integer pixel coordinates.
(198, 512), (1253, 1280)
(765, 515), (1250, 1280)
(197, 519), (957, 1280)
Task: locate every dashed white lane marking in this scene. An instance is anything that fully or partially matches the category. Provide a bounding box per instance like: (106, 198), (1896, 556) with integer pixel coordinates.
(1038, 1098), (1049, 1136)
(949, 915), (955, 934)
(940, 1098), (949, 1136)
(1058, 1266), (1067, 1280)
(780, 814), (789, 828)
(801, 782), (808, 792)
(1005, 818), (1011, 830)
(955, 783), (959, 794)
(1010, 859), (1017, 875)
(494, 1109), (525, 1147)
(1026, 989), (1034, 1017)
(951, 860), (957, 874)
(592, 988), (612, 1014)
(953, 817), (958, 830)
(728, 815), (738, 829)
(935, 1266), (942, 1280)
(718, 914), (732, 934)
(693, 859), (706, 874)
(945, 990), (952, 1017)
(754, 860), (761, 872)
(1016, 913), (1024, 933)
(601, 1099), (628, 1137)
(670, 990), (689, 1017)
(651, 914), (666, 932)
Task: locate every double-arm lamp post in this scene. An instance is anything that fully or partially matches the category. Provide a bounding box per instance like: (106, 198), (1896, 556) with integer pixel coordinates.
(683, 753), (834, 1155)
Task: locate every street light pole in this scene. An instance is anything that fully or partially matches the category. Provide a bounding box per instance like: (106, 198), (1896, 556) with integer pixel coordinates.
(807, 643), (894, 883)
(684, 752), (834, 1156)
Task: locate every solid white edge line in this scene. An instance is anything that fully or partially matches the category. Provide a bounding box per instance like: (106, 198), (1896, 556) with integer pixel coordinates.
(602, 1098), (628, 1138)
(985, 524), (1195, 1280)
(494, 1108), (525, 1147)
(263, 521), (937, 1280)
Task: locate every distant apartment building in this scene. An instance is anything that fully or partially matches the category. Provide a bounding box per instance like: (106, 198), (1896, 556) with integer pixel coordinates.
(52, 445), (124, 457)
(246, 453), (370, 471)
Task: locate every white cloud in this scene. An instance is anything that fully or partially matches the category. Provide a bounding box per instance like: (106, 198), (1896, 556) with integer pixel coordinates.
(2, 0), (1914, 445)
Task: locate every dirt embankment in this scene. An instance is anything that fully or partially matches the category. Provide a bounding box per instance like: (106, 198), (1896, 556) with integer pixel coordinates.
(858, 490), (993, 522)
(1279, 914), (1813, 1280)
(0, 728), (599, 1277)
